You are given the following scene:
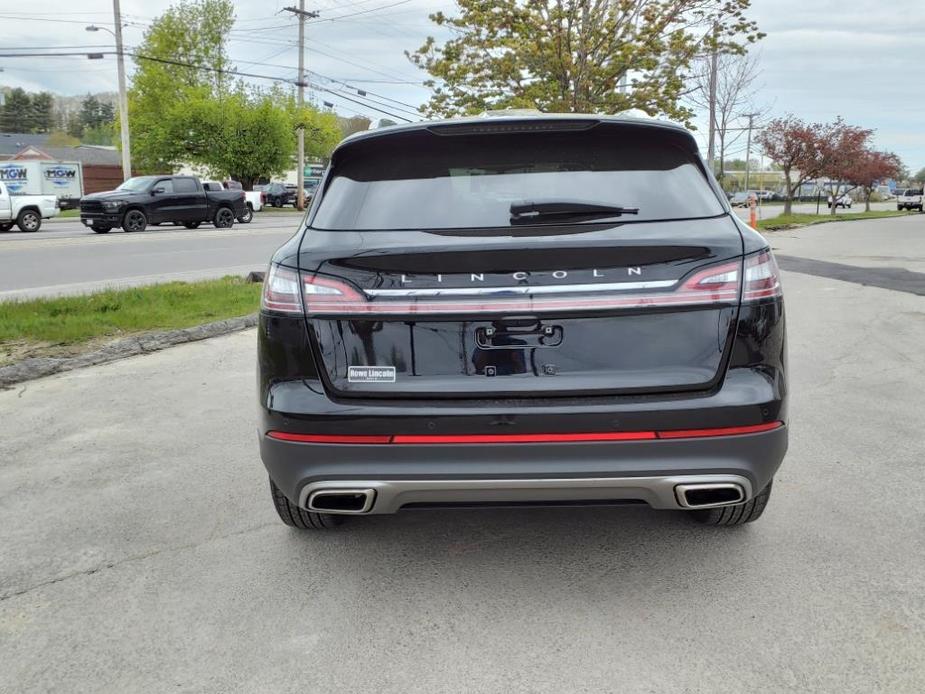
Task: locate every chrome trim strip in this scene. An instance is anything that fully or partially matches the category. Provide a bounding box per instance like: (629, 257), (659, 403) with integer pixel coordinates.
(298, 474), (752, 515)
(365, 279), (678, 298)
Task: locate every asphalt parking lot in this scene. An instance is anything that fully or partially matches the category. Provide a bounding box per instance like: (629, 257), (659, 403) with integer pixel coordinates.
(1, 216), (924, 692)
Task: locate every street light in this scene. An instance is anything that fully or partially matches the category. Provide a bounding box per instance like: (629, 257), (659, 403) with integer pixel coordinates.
(86, 4), (132, 182)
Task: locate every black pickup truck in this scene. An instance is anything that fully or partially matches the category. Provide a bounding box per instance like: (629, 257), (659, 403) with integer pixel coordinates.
(79, 175), (247, 233)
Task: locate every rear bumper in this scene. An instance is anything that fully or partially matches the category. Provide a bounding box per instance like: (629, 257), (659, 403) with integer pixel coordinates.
(260, 424), (788, 514)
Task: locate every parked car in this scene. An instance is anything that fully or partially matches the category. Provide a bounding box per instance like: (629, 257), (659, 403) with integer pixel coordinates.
(202, 180), (263, 223)
(897, 188), (923, 211)
(827, 194), (853, 209)
(258, 114), (788, 530)
(264, 183), (296, 208)
(79, 175), (246, 233)
(0, 180), (59, 232)
(729, 191), (756, 207)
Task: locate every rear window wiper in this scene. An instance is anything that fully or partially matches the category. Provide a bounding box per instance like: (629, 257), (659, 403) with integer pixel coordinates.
(509, 200), (639, 224)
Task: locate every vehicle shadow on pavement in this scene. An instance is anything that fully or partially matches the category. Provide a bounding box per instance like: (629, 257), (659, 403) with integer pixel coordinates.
(280, 505), (758, 586)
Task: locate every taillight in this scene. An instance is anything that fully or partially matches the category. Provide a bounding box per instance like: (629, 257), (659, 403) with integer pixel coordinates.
(743, 250), (782, 302)
(261, 264), (302, 313)
(677, 261), (740, 304)
(302, 275), (366, 313)
(297, 260), (742, 317)
(266, 255), (780, 317)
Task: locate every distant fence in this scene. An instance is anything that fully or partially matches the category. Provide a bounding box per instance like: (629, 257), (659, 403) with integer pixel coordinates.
(83, 164), (138, 195)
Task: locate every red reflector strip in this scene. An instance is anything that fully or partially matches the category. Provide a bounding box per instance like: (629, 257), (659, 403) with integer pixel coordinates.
(655, 421), (783, 439)
(391, 431), (657, 444)
(266, 422), (783, 445)
(265, 432), (392, 444)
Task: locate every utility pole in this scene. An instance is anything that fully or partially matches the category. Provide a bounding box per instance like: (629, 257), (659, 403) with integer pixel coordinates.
(283, 3), (319, 211)
(113, 0), (131, 181)
(87, 4), (131, 181)
(743, 112), (759, 191)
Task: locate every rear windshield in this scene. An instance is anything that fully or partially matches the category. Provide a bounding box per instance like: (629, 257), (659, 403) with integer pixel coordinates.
(311, 126), (724, 230)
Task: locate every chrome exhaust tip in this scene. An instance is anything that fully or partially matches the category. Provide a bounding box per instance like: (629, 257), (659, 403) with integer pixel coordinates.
(306, 488), (376, 514)
(675, 483), (745, 509)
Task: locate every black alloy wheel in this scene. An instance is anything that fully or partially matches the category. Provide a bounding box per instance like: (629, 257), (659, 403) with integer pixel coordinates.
(214, 207), (235, 229)
(122, 209), (147, 232)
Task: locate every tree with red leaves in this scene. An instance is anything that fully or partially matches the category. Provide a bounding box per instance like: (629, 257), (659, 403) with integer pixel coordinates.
(818, 122), (873, 215)
(849, 150), (903, 212)
(758, 116), (872, 216)
(757, 116), (827, 215)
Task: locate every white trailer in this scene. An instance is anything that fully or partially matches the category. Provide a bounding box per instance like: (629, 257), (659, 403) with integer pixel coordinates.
(0, 160), (84, 209)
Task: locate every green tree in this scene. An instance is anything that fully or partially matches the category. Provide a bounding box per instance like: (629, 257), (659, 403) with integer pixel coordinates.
(82, 124), (116, 146)
(291, 102), (343, 163)
(128, 0), (234, 171)
(408, 0), (763, 122)
(177, 87), (296, 189)
(914, 167), (925, 184)
(31, 92), (55, 133)
(0, 88), (34, 132)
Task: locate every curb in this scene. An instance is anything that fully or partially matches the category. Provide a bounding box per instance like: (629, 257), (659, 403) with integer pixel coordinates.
(0, 314), (258, 389)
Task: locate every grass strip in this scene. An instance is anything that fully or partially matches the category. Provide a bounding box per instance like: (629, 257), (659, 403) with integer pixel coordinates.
(0, 276), (261, 364)
(758, 209), (913, 231)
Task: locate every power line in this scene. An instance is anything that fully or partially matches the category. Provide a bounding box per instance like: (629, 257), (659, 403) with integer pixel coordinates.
(307, 0), (411, 23)
(0, 38), (421, 124)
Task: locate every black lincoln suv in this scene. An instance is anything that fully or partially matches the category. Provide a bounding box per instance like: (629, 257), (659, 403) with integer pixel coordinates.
(258, 115), (787, 530)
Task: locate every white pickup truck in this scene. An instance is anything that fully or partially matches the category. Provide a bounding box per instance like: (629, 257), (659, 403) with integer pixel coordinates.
(0, 180), (59, 232)
(897, 188), (923, 211)
(202, 181), (262, 223)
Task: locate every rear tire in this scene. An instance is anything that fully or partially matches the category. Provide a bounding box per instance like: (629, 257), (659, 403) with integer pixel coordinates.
(238, 204), (253, 224)
(16, 209), (41, 232)
(91, 224), (111, 233)
(269, 479), (344, 530)
(213, 206), (235, 229)
(0, 222), (13, 232)
(183, 221), (201, 229)
(689, 480), (773, 526)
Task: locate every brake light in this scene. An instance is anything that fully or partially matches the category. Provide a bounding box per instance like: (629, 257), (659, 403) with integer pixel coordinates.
(743, 250), (782, 302)
(261, 264), (302, 313)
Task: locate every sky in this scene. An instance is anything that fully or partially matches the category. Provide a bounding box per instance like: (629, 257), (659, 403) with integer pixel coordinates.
(1, 0), (923, 172)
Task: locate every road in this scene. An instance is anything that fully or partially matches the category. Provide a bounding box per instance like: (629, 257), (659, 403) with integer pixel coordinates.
(1, 216), (923, 692)
(0, 213), (300, 299)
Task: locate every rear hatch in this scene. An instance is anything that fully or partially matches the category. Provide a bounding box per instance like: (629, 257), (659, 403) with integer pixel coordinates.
(297, 119), (744, 398)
